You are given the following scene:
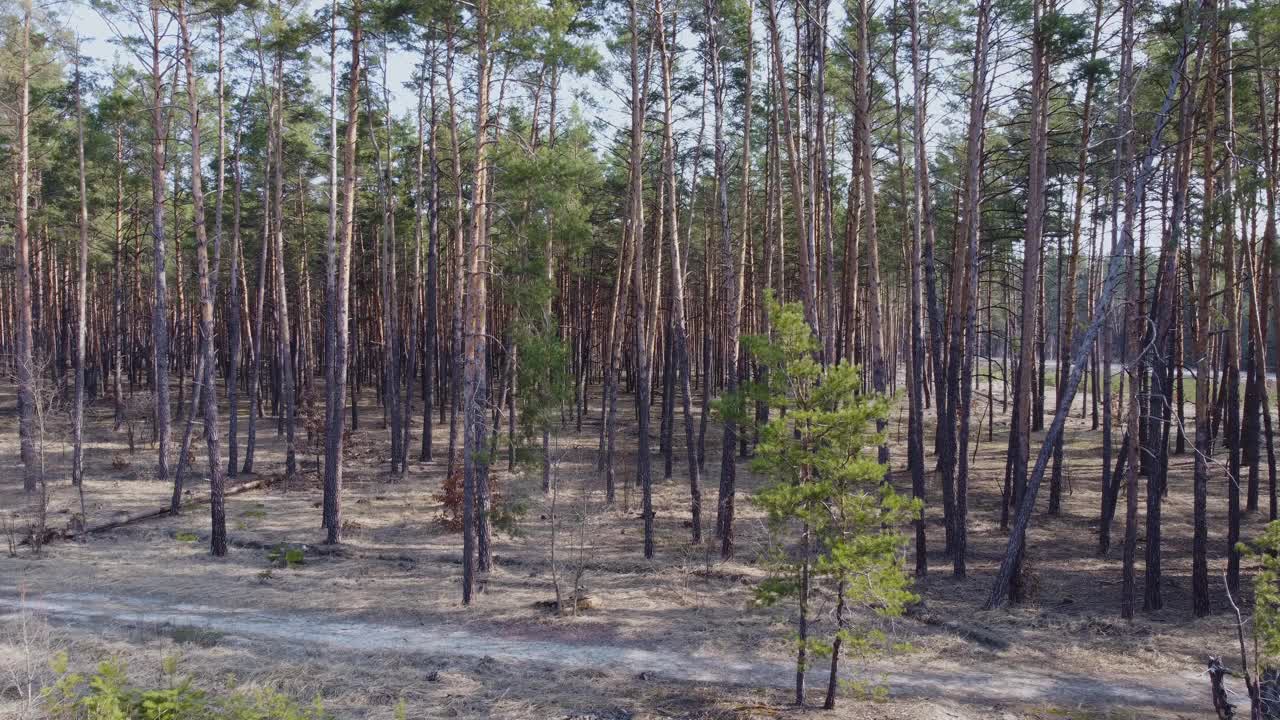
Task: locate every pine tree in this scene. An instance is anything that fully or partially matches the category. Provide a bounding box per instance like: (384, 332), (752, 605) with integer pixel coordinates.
(741, 293), (917, 708)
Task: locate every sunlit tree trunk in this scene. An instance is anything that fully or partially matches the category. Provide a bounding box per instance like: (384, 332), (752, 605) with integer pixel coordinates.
(462, 0), (494, 602)
(174, 0), (226, 554)
(855, 0), (886, 465)
(1193, 0), (1220, 615)
(325, 0), (360, 542)
(149, 0), (172, 484)
(72, 44), (89, 491)
(656, 0), (702, 544)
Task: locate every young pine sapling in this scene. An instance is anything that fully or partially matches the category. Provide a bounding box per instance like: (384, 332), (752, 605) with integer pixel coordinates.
(732, 293), (919, 709)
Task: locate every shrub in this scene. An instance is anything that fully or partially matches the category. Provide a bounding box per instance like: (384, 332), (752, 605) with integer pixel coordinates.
(266, 545), (305, 569)
(434, 457), (465, 531)
(42, 654), (329, 720)
(434, 455), (524, 536)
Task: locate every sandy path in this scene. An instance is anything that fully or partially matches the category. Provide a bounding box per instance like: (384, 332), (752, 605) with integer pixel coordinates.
(0, 588), (1206, 713)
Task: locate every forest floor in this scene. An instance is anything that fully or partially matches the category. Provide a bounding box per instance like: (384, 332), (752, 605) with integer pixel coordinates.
(0, 377), (1261, 719)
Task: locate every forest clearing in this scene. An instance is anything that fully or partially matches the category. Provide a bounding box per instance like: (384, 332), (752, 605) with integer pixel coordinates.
(3, 0), (1280, 715)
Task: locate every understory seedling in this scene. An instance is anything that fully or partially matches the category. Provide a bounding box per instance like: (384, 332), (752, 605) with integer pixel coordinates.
(1220, 522), (1280, 717)
(41, 653), (330, 719)
(266, 545), (305, 569)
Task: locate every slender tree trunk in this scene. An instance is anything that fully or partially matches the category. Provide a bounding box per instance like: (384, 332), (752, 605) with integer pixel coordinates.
(1255, 7), (1280, 525)
(855, 0), (887, 466)
(1003, 0), (1050, 598)
(823, 582), (845, 709)
(268, 51), (298, 482)
(707, 0), (744, 559)
(656, 0), (702, 544)
(227, 131), (244, 479)
(1220, 0), (1243, 597)
(175, 0), (226, 555)
(1115, 0), (1140, 618)
(1122, 251), (1140, 620)
(445, 20), (467, 487)
(365, 36), (402, 477)
(628, 0), (655, 559)
(945, 0), (990, 574)
(324, 0), (360, 542)
(1193, 0), (1220, 614)
(906, 0), (930, 577)
(462, 0), (494, 602)
(150, 0), (172, 484)
(422, 35), (440, 463)
(72, 45), (89, 491)
(113, 126), (127, 432)
(242, 156), (270, 475)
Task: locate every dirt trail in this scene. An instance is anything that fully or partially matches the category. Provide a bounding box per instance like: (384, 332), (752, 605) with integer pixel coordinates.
(0, 588), (1205, 713)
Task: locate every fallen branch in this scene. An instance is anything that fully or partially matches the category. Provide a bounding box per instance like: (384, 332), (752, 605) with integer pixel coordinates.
(906, 605), (1009, 650)
(29, 475), (275, 546)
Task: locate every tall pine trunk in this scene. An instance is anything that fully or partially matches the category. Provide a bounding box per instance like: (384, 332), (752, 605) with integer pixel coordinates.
(462, 0), (494, 601)
(149, 0), (172, 484)
(656, 0), (702, 544)
(324, 0), (360, 542)
(71, 45), (89, 492)
(175, 0), (226, 554)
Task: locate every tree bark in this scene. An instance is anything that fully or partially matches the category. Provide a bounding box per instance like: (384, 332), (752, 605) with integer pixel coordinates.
(656, 0), (702, 544)
(324, 0), (360, 543)
(855, 0), (887, 465)
(72, 43), (89, 491)
(1194, 0), (1218, 614)
(906, 0), (930, 577)
(707, 0), (743, 559)
(462, 0), (494, 602)
(1219, 0), (1243, 598)
(150, 0), (172, 484)
(176, 0), (226, 555)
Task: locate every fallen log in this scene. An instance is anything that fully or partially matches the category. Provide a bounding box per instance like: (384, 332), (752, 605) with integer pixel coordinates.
(25, 475), (275, 546)
(906, 605), (1009, 651)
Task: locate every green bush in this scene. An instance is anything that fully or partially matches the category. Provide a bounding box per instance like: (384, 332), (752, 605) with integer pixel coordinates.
(42, 653), (329, 719)
(266, 545), (305, 569)
(1243, 522), (1280, 666)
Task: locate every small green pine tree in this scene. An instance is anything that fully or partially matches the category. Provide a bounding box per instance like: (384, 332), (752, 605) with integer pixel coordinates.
(1233, 522), (1280, 713)
(735, 292), (919, 708)
(1246, 524), (1280, 665)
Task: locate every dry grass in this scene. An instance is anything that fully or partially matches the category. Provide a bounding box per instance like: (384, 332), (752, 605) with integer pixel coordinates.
(0, 378), (1235, 718)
